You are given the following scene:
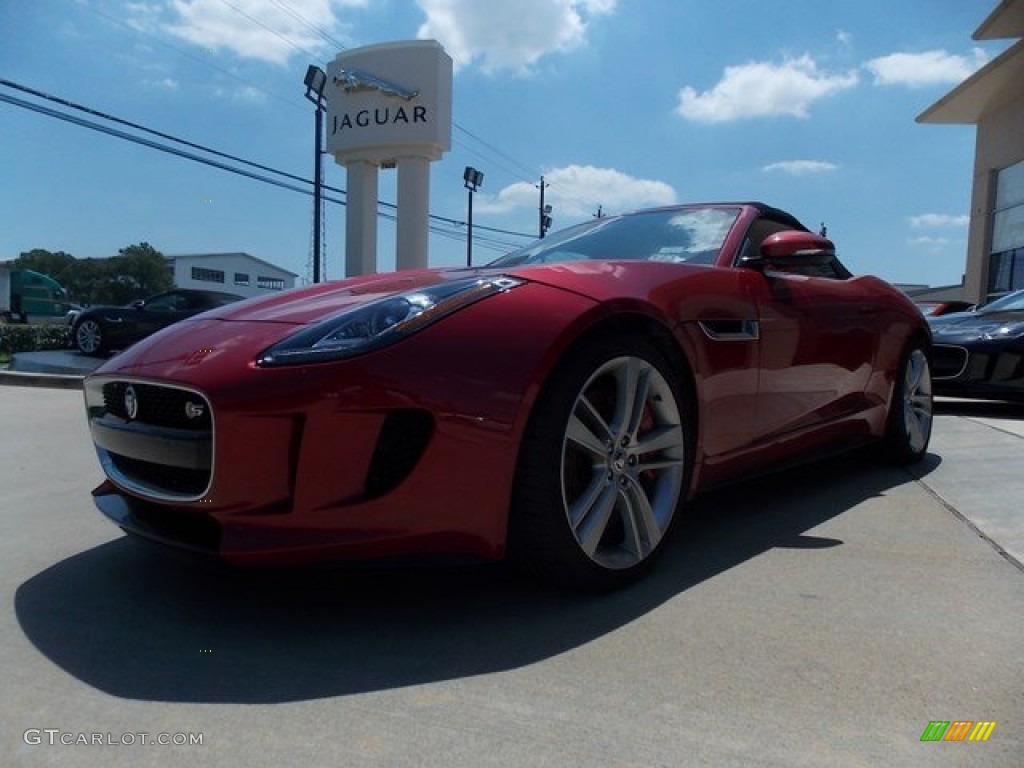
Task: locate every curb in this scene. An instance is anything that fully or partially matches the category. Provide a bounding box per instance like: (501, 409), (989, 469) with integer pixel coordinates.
(0, 370), (85, 390)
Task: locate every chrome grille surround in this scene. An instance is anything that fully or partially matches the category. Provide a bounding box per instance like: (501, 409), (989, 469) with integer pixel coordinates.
(85, 376), (215, 502)
(930, 344), (969, 381)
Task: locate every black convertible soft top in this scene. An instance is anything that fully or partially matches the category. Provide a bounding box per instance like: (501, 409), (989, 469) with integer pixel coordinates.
(746, 201), (809, 232)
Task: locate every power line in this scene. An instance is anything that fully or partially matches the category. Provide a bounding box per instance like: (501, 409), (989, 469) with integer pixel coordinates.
(268, 0), (348, 51)
(0, 82), (534, 242)
(77, 1), (307, 112)
(0, 91), (333, 199)
(216, 0), (323, 62)
(0, 88), (511, 259)
(0, 78), (319, 192)
(454, 124), (538, 183)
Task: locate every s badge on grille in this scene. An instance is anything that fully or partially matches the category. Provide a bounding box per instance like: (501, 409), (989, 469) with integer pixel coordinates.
(124, 385), (139, 420)
(185, 401), (205, 420)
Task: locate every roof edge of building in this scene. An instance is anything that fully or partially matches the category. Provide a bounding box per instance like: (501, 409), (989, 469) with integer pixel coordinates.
(917, 38), (1024, 124)
(166, 252), (299, 278)
(973, 0), (1024, 40)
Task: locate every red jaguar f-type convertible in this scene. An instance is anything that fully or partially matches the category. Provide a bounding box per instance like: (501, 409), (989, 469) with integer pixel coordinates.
(83, 202), (933, 589)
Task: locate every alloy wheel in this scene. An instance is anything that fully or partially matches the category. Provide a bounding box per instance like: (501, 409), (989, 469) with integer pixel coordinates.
(560, 355), (685, 570)
(903, 347), (933, 454)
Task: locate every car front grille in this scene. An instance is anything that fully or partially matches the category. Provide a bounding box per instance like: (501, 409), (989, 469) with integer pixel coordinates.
(102, 381), (212, 430)
(87, 378), (214, 501)
(931, 345), (969, 380)
(107, 453), (212, 497)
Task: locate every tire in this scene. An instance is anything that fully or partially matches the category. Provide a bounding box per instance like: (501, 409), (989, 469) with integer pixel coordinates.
(882, 343), (933, 464)
(509, 334), (693, 591)
(75, 319), (105, 355)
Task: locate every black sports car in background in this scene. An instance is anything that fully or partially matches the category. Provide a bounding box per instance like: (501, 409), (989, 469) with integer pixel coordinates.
(928, 289), (1024, 401)
(72, 289), (244, 355)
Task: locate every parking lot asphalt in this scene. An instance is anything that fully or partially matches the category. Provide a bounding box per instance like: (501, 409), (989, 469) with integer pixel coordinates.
(1, 385), (1022, 767)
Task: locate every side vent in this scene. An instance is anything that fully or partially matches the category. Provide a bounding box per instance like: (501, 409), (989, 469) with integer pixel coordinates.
(364, 410), (434, 498)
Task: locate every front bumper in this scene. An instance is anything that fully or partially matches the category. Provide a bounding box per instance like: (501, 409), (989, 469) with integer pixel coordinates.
(931, 341), (1024, 400)
(86, 370), (517, 565)
(83, 283), (602, 564)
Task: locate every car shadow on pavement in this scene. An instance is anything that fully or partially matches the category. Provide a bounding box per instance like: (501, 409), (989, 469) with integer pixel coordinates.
(14, 453), (937, 704)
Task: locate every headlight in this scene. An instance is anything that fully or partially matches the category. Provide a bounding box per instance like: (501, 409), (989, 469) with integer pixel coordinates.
(980, 321), (1024, 340)
(256, 275), (524, 367)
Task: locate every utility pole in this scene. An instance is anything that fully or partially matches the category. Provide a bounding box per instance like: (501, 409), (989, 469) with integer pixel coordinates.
(594, 205), (603, 219)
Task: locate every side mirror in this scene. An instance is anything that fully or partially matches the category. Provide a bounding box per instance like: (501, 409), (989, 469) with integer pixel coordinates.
(759, 230), (835, 267)
(761, 231), (831, 268)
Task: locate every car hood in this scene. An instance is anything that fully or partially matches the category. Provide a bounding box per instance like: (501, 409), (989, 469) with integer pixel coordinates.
(203, 260), (717, 326)
(929, 310), (1024, 339)
(91, 259), (729, 381)
(204, 268), (495, 325)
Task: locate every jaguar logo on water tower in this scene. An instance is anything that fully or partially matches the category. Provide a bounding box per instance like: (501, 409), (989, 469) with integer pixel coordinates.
(325, 41), (453, 276)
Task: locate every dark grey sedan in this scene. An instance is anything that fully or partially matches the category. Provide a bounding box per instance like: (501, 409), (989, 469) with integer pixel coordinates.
(72, 289), (243, 356)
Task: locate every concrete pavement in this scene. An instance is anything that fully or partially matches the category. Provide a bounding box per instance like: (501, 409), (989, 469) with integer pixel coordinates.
(915, 399), (1024, 568)
(0, 386), (1021, 767)
(0, 350), (103, 389)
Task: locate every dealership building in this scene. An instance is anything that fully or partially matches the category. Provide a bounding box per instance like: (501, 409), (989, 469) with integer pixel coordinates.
(166, 252), (297, 299)
(919, 0), (1024, 303)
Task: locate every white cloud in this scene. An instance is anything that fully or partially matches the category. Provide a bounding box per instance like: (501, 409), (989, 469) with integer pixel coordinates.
(676, 55), (858, 123)
(125, 2), (163, 33)
(416, 0), (615, 74)
(909, 235), (951, 247)
(151, 0), (362, 66)
(913, 214), (966, 228)
(865, 48), (989, 88)
(836, 30), (853, 47)
(476, 164), (675, 218)
(909, 213), (969, 228)
(151, 77), (180, 90)
(762, 160), (839, 176)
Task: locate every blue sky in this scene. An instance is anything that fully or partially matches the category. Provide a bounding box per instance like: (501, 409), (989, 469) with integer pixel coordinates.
(0, 0), (1009, 286)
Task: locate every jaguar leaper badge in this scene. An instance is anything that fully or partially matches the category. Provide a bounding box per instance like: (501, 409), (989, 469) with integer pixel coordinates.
(124, 385), (138, 420)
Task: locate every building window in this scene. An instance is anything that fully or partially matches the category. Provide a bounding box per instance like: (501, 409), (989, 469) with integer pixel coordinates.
(191, 267), (225, 284)
(234, 272), (250, 286)
(988, 248), (1024, 297)
(257, 276), (285, 291)
(988, 160), (1024, 299)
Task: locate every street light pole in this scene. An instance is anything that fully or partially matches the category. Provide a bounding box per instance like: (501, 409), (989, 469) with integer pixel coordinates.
(303, 65), (328, 283)
(538, 175), (552, 238)
(463, 166), (483, 267)
(466, 183), (474, 267)
(313, 101), (323, 283)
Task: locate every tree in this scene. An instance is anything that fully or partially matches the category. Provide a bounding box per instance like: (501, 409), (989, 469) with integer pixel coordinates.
(104, 242), (173, 305)
(10, 243), (173, 306)
(66, 258), (112, 306)
(13, 249), (76, 283)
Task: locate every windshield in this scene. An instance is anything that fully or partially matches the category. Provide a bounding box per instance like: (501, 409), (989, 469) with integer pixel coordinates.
(980, 289), (1024, 313)
(490, 207), (741, 268)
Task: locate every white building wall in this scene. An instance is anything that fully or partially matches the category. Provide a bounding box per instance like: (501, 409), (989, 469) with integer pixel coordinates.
(168, 253), (297, 299)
